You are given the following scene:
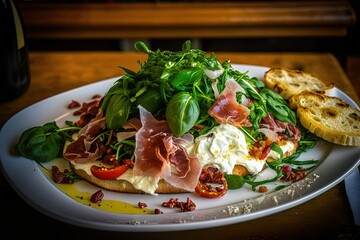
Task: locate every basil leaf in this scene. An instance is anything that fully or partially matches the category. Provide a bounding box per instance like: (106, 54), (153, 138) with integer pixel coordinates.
(134, 89), (163, 114)
(101, 81), (125, 112)
(105, 94), (131, 130)
(16, 122), (63, 162)
(170, 67), (204, 90)
(166, 92), (200, 137)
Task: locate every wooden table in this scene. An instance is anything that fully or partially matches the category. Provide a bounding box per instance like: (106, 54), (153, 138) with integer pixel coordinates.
(1, 51), (359, 239)
(19, 1), (355, 39)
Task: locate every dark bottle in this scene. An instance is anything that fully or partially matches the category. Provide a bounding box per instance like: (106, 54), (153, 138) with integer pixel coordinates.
(0, 0), (30, 102)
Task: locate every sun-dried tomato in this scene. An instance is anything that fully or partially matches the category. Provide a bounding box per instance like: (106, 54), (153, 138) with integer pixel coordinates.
(195, 166), (228, 198)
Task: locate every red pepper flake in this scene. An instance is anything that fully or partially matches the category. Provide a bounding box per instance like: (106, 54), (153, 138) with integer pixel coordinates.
(68, 100), (81, 109)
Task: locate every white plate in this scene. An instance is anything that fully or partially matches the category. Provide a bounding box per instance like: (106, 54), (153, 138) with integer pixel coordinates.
(1, 64), (360, 232)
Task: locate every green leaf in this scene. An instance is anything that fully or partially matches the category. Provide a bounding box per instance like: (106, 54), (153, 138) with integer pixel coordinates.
(118, 66), (137, 76)
(224, 174), (246, 189)
(270, 142), (283, 159)
(134, 89), (163, 114)
(260, 88), (297, 124)
(101, 81), (125, 112)
(105, 94), (131, 130)
(160, 68), (176, 80)
(170, 67), (204, 90)
(182, 40), (192, 51)
(134, 41), (150, 53)
(15, 122), (63, 162)
(130, 86), (148, 102)
(166, 92), (200, 137)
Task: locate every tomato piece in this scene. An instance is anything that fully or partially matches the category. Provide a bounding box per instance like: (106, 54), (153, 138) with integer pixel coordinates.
(195, 178), (228, 198)
(260, 145), (271, 160)
(90, 164), (128, 180)
(195, 167), (228, 198)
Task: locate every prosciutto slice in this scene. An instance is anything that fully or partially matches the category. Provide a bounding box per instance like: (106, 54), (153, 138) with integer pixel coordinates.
(116, 118), (142, 141)
(259, 113), (301, 141)
(133, 106), (201, 192)
(63, 112), (106, 163)
(208, 79), (251, 127)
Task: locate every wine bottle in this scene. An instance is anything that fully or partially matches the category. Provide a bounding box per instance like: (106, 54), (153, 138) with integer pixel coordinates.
(0, 0), (30, 102)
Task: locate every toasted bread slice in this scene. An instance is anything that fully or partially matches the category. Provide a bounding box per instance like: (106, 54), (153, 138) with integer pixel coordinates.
(264, 68), (334, 100)
(289, 91), (360, 146)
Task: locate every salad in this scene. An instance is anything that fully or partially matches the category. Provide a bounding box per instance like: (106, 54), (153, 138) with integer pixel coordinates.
(15, 40), (319, 198)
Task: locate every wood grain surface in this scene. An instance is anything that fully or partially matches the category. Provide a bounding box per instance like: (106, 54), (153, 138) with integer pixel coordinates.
(19, 1), (356, 39)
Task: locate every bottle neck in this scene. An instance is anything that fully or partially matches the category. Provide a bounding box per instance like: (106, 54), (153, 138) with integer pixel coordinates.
(10, 0), (25, 50)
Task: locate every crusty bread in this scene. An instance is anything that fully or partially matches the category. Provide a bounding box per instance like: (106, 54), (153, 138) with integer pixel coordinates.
(71, 164), (250, 194)
(71, 167), (188, 194)
(289, 91), (360, 146)
(264, 67), (334, 100)
(71, 140), (298, 194)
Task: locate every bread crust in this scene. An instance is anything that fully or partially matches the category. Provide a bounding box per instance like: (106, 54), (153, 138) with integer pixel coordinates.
(264, 67), (334, 100)
(265, 67), (360, 146)
(70, 141), (299, 194)
(290, 92), (360, 146)
(71, 167), (188, 194)
(71, 164), (251, 194)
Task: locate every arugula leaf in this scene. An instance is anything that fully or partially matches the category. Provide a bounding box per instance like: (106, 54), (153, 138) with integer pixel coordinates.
(260, 88), (297, 125)
(134, 41), (151, 53)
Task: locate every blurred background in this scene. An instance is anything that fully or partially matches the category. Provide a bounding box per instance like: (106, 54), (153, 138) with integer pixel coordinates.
(16, 0), (360, 95)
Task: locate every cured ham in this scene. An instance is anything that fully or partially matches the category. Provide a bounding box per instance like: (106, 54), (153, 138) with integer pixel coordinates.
(73, 97), (102, 127)
(122, 117), (142, 130)
(133, 106), (201, 192)
(259, 113), (301, 141)
(208, 79), (252, 127)
(116, 118), (142, 141)
(65, 114), (142, 163)
(64, 112), (106, 164)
